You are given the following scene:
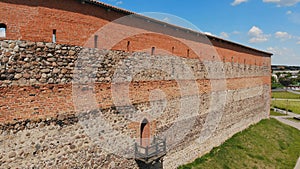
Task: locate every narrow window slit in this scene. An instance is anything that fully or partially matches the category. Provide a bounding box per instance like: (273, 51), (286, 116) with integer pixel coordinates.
(127, 41), (130, 52)
(0, 23), (7, 38)
(52, 29), (57, 43)
(94, 35), (98, 48)
(151, 47), (155, 55)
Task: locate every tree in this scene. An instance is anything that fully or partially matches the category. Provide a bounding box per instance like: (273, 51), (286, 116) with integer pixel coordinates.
(279, 77), (292, 87)
(271, 76), (277, 83)
(276, 72), (281, 78)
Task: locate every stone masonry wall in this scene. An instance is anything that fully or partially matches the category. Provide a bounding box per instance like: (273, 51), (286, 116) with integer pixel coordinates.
(0, 40), (271, 169)
(0, 40), (269, 88)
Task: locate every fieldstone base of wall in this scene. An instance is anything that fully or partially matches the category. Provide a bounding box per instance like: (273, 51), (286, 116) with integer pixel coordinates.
(163, 113), (265, 169)
(0, 92), (269, 169)
(0, 116), (140, 168)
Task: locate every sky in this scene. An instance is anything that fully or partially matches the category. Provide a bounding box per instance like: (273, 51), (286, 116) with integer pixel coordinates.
(99, 0), (300, 66)
(0, 28), (5, 38)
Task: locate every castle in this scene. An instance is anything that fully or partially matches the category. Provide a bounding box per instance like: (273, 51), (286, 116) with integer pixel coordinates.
(0, 0), (272, 168)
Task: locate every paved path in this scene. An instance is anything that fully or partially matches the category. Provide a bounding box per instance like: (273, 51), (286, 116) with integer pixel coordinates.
(272, 116), (300, 130)
(295, 158), (300, 169)
(271, 111), (300, 169)
(288, 90), (300, 95)
(272, 98), (300, 101)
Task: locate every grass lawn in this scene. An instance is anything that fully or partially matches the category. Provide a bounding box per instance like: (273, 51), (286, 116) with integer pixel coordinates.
(272, 100), (300, 114)
(179, 119), (300, 169)
(272, 91), (300, 99)
(270, 110), (287, 116)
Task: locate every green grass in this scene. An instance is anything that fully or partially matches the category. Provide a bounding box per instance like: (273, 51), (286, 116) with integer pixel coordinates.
(272, 91), (300, 99)
(270, 110), (287, 116)
(179, 119), (300, 169)
(272, 100), (300, 114)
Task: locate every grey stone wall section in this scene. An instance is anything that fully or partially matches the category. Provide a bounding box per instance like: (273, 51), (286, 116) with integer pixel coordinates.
(1, 40), (269, 87)
(163, 86), (270, 169)
(0, 118), (139, 168)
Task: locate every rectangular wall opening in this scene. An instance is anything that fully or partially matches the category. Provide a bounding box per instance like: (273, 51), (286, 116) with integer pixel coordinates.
(127, 41), (130, 52)
(52, 29), (56, 43)
(0, 23), (6, 38)
(151, 47), (155, 55)
(94, 35), (98, 48)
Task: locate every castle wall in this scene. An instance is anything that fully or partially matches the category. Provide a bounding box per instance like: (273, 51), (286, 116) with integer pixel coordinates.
(0, 0), (271, 168)
(0, 40), (271, 168)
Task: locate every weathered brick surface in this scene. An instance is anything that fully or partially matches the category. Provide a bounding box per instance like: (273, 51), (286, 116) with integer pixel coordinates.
(0, 39), (271, 168)
(0, 0), (271, 60)
(0, 0), (272, 168)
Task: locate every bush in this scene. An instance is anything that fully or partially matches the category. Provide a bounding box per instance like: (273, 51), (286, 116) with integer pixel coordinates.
(272, 83), (284, 89)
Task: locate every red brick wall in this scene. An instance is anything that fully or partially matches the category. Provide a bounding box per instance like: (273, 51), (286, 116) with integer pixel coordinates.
(110, 33), (271, 66)
(0, 0), (123, 45)
(0, 0), (271, 60)
(0, 77), (270, 123)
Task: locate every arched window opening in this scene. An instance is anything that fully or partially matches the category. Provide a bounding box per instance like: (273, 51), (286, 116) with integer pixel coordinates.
(140, 118), (150, 147)
(0, 23), (7, 38)
(187, 49), (190, 57)
(172, 47), (175, 55)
